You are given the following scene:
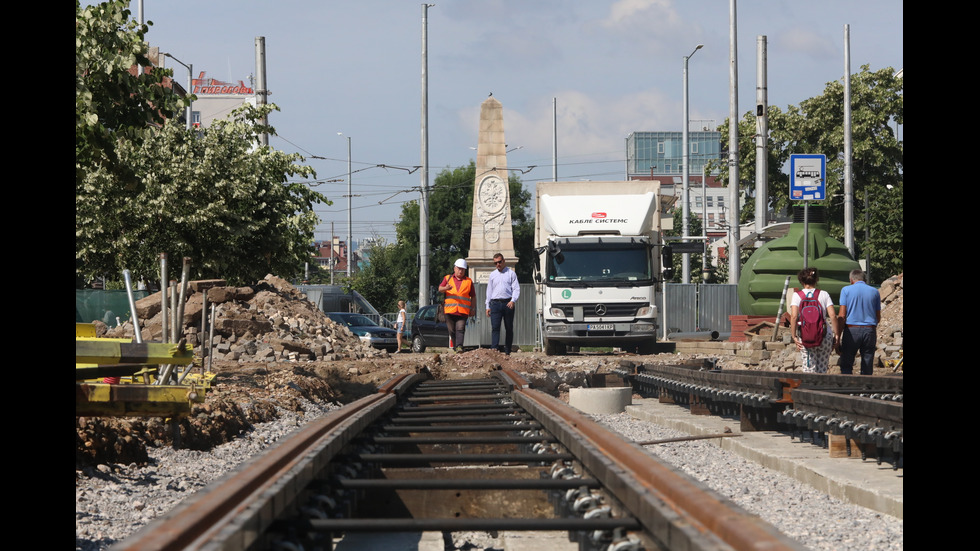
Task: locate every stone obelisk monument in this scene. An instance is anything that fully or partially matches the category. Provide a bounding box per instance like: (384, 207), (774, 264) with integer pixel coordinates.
(467, 96), (517, 284)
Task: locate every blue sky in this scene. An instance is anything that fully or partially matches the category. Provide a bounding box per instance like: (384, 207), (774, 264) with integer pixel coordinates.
(120, 0), (903, 242)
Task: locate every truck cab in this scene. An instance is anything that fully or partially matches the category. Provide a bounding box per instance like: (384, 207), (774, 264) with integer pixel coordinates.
(534, 182), (670, 355)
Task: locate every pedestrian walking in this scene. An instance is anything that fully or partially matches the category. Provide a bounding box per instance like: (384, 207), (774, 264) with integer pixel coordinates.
(485, 253), (520, 354)
(788, 267), (840, 373)
(439, 258), (476, 353)
(395, 300), (407, 353)
(838, 269), (881, 375)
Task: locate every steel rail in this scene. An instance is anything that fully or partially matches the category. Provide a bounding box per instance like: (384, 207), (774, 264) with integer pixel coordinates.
(621, 364), (904, 468)
(116, 368), (804, 550)
(113, 373), (423, 551)
(499, 368), (804, 551)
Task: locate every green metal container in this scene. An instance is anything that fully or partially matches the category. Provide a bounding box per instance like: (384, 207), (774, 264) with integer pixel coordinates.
(738, 207), (859, 316)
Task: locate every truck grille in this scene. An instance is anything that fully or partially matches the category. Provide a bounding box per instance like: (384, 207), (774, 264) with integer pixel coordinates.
(557, 302), (647, 318)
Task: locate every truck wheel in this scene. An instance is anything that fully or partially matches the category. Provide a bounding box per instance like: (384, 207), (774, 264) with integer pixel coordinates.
(412, 335), (426, 353)
(544, 338), (566, 356)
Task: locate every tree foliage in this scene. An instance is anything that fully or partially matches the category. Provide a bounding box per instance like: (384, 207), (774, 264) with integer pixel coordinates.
(346, 240), (412, 313)
(709, 65), (903, 283)
(76, 0), (184, 184)
(76, 2), (328, 286)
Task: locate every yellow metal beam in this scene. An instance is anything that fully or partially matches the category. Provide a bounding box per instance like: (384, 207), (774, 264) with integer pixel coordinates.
(76, 323), (98, 338)
(75, 339), (194, 366)
(75, 382), (205, 417)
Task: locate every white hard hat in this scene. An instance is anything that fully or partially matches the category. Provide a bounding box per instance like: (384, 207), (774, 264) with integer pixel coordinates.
(454, 258), (468, 269)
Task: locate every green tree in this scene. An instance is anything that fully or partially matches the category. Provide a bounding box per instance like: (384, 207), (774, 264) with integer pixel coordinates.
(76, 0), (184, 188)
(710, 65), (903, 283)
(709, 106), (794, 220)
(346, 240), (412, 313)
(76, 104), (328, 285)
(388, 162), (534, 301)
(76, 2), (327, 286)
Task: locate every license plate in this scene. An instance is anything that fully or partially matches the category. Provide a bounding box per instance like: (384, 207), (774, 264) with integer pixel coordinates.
(587, 324), (614, 331)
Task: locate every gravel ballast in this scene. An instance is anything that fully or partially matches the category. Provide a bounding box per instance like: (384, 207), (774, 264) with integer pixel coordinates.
(75, 399), (902, 551)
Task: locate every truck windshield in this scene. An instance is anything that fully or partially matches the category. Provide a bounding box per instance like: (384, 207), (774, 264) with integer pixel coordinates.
(546, 243), (652, 283)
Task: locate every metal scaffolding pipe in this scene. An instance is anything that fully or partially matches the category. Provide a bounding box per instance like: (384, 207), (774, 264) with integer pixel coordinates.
(122, 269), (143, 344)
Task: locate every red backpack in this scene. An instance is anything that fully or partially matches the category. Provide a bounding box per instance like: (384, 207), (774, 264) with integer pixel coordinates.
(797, 290), (826, 348)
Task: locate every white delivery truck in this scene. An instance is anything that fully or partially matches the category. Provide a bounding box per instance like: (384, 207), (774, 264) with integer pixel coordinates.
(534, 181), (672, 355)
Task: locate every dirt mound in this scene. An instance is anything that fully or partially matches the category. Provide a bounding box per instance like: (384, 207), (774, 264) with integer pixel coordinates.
(76, 361), (353, 468)
(105, 274), (386, 363)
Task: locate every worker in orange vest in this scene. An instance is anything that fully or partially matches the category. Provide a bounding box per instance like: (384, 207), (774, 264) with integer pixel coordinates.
(439, 258), (476, 352)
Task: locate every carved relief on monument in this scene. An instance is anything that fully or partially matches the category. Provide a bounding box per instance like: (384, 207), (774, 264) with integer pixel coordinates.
(476, 174), (507, 244)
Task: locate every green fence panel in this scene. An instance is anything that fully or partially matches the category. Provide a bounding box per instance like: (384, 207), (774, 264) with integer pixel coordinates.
(76, 289), (149, 328)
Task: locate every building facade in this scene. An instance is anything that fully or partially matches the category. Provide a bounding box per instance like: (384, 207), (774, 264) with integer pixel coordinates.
(627, 128), (734, 268)
(626, 127), (722, 178)
(154, 49), (257, 130)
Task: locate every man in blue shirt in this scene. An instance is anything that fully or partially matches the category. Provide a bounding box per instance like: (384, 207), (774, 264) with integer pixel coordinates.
(838, 269), (881, 375)
(485, 253), (520, 354)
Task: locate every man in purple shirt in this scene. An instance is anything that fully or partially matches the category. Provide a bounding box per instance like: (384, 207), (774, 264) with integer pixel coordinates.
(838, 269), (881, 375)
(485, 253), (520, 354)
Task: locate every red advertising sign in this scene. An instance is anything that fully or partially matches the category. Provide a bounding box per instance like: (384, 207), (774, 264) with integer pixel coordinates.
(192, 72), (254, 95)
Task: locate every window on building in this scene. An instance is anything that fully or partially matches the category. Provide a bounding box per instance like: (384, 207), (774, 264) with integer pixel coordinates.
(719, 212), (726, 222)
(695, 196), (702, 208)
(706, 196), (713, 208)
(708, 213), (715, 224)
(717, 196), (725, 208)
(191, 111), (201, 128)
(658, 142), (664, 154)
(691, 142), (699, 154)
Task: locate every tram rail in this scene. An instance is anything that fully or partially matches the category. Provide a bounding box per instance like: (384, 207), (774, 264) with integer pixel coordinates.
(616, 363), (903, 469)
(115, 367), (803, 551)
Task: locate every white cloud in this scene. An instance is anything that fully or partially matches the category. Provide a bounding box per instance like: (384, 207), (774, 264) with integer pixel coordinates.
(602, 0), (682, 28)
(774, 28), (839, 61)
(458, 89), (679, 164)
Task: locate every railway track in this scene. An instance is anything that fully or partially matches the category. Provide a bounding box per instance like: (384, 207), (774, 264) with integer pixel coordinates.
(115, 367), (803, 551)
(616, 362), (903, 470)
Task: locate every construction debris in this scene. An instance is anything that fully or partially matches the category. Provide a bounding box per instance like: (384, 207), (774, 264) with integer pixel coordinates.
(105, 274), (387, 364)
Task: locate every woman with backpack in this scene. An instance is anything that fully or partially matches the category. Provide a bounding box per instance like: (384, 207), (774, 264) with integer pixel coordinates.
(788, 267), (840, 373)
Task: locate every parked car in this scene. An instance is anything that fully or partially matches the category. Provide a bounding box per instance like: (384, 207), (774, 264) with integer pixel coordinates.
(298, 285), (395, 328)
(410, 304), (450, 353)
(326, 312), (399, 353)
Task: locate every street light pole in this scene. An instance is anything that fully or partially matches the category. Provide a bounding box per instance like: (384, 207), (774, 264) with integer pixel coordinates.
(682, 44), (703, 284)
(346, 136), (352, 278)
(163, 53), (193, 130)
(337, 132), (353, 278)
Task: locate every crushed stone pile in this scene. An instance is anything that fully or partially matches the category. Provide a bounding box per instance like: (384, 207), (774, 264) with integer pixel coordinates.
(79, 274), (385, 469)
(103, 274), (387, 362)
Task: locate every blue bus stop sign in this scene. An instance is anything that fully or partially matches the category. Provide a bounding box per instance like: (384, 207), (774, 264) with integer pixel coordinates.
(790, 154), (826, 201)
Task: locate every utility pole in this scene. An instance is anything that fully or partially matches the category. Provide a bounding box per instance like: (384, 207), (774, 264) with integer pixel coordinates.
(727, 0), (741, 283)
(347, 136), (352, 278)
(255, 37), (268, 146)
(755, 35), (768, 236)
(419, 4), (434, 306)
(553, 97), (558, 181)
(843, 24), (854, 257)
